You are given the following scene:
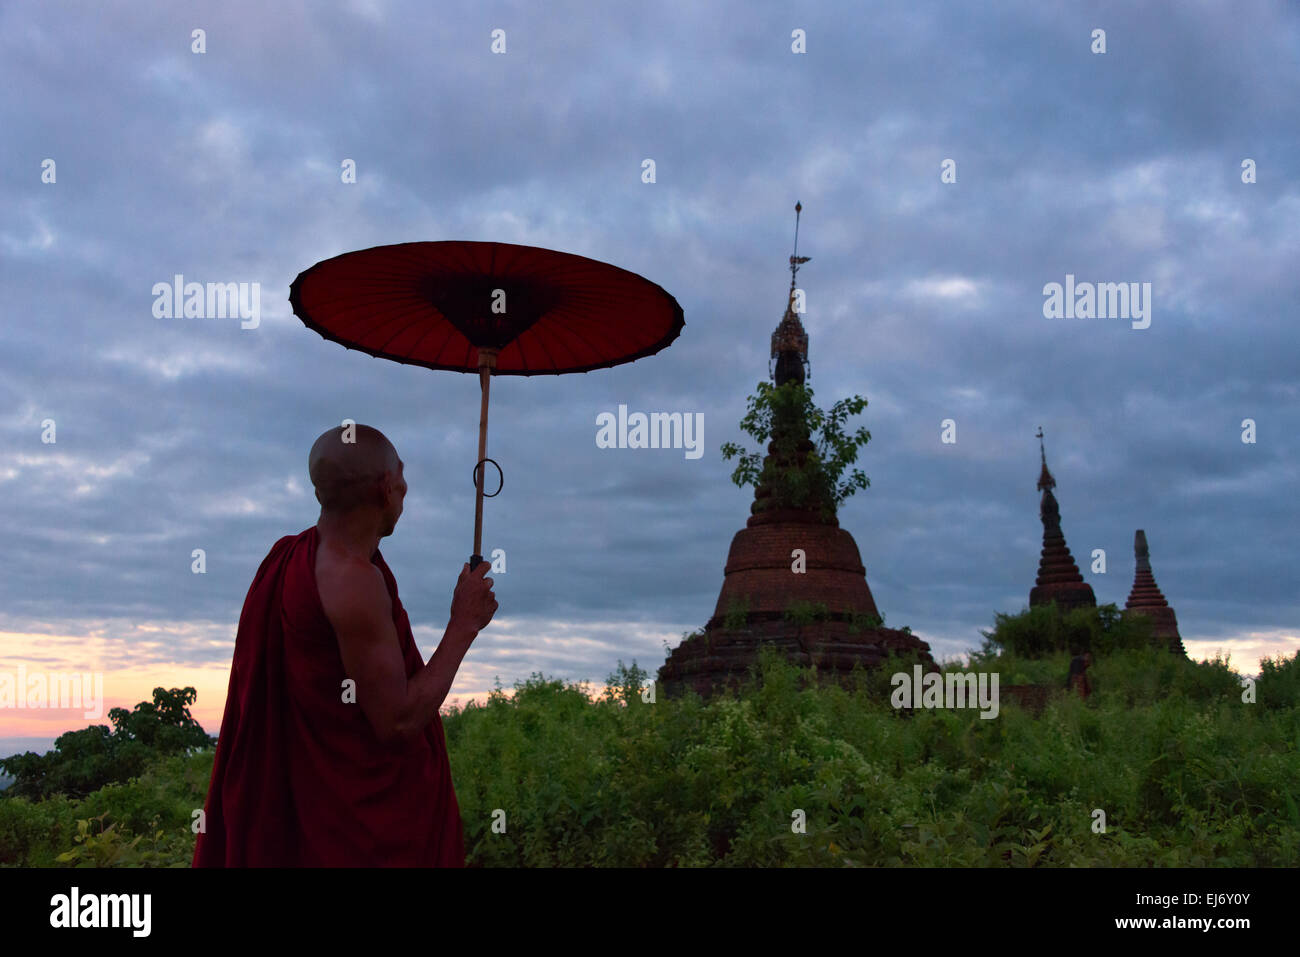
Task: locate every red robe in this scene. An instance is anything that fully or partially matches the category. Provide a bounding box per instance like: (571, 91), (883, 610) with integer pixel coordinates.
(193, 526), (465, 867)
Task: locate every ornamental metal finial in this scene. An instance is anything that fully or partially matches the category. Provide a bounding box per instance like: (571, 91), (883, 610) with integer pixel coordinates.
(789, 200), (810, 298)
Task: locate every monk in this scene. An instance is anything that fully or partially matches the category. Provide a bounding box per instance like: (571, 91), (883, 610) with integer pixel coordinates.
(193, 423), (497, 866)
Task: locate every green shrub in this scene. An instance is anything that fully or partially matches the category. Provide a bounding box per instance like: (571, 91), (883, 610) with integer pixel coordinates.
(844, 606), (885, 634)
(784, 600), (829, 626)
(723, 596), (751, 630)
(1258, 651), (1300, 710)
(0, 750), (210, 867)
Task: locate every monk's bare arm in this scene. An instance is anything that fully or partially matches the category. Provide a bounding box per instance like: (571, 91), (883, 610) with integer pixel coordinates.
(323, 561), (495, 745)
(415, 620), (478, 724)
(411, 562), (498, 727)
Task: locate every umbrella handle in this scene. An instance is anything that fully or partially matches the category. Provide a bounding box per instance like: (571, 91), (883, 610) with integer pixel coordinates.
(471, 349), (498, 572)
(468, 459), (503, 570)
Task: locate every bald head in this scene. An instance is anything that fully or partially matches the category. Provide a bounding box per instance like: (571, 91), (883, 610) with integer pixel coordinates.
(309, 424), (402, 513)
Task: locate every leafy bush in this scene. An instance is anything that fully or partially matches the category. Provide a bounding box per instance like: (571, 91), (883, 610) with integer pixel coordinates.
(1258, 651), (1300, 710)
(0, 750), (211, 867)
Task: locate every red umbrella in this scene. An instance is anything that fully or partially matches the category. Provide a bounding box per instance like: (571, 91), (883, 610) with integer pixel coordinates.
(289, 240), (684, 568)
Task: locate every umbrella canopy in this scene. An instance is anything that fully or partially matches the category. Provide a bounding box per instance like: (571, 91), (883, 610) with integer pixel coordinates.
(289, 240), (684, 568)
(289, 241), (683, 375)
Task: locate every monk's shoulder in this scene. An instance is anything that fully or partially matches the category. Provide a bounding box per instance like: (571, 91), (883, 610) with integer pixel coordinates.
(315, 547), (391, 623)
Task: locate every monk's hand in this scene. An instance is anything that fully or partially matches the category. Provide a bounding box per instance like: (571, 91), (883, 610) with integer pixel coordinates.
(450, 562), (498, 636)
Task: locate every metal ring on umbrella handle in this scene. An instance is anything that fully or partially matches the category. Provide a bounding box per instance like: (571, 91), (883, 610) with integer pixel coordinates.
(472, 457), (503, 497)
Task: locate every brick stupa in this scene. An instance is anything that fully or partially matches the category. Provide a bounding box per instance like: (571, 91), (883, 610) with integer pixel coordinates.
(659, 205), (935, 698)
(1123, 530), (1187, 656)
(1028, 430), (1096, 613)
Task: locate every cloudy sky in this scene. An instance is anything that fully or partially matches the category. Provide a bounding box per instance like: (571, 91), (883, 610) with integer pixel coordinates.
(2, 0), (1297, 754)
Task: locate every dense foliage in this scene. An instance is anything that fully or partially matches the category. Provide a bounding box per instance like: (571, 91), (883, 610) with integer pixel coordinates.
(980, 602), (1156, 658)
(4, 649), (1297, 867)
(0, 750), (211, 866)
(0, 687), (213, 801)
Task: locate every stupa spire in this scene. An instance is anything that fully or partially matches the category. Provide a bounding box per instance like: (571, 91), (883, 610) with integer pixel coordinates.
(771, 201), (811, 386)
(1036, 426), (1055, 492)
(755, 202), (830, 521)
(1124, 530), (1187, 655)
(1028, 429), (1096, 612)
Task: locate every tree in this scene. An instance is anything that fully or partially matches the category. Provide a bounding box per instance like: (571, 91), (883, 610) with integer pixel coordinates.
(0, 687), (214, 801)
(978, 604), (1155, 659)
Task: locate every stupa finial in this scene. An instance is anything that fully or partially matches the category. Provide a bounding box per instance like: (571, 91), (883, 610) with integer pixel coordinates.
(1036, 426), (1056, 492)
(771, 202), (811, 385)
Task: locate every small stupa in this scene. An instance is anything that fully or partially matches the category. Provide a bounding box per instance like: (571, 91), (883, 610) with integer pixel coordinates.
(1028, 429), (1096, 613)
(659, 204), (935, 699)
(1123, 530), (1187, 656)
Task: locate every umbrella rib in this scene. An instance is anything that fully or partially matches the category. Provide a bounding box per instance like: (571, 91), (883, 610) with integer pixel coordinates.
(570, 302), (633, 359)
(389, 304), (445, 358)
(355, 298), (430, 355)
(532, 311), (612, 371)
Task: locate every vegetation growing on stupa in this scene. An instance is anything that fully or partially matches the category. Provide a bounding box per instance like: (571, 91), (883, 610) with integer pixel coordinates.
(720, 380), (871, 519)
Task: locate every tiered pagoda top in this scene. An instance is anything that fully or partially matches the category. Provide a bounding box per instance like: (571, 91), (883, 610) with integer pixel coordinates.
(770, 202), (810, 388)
(1124, 530), (1187, 655)
(1028, 429), (1096, 613)
(750, 201), (833, 526)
